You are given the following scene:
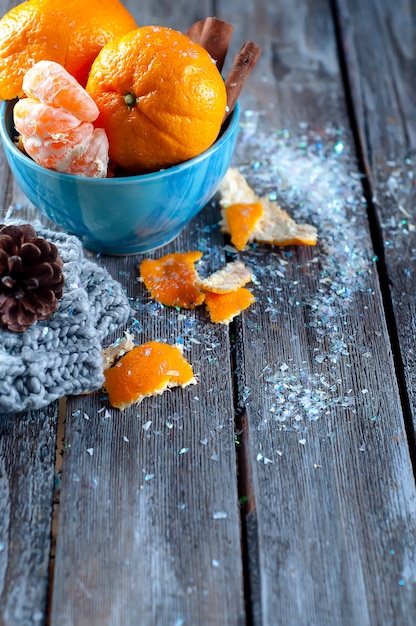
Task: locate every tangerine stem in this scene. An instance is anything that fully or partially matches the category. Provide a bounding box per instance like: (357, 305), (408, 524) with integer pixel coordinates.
(123, 92), (136, 108)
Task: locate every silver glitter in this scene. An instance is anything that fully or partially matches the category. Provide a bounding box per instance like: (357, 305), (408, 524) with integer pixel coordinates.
(233, 115), (375, 433)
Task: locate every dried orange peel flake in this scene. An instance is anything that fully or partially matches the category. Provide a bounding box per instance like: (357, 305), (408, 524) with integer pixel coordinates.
(139, 251), (205, 308)
(197, 260), (253, 294)
(219, 168), (317, 247)
(104, 341), (196, 410)
(204, 288), (256, 324)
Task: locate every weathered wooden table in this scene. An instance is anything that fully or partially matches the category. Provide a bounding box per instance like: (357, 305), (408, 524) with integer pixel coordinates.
(1, 0), (416, 624)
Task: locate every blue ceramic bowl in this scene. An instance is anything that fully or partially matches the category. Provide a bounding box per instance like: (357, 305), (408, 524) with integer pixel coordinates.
(0, 100), (239, 254)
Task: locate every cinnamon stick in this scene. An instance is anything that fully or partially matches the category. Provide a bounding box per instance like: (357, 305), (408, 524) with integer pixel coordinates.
(223, 41), (262, 121)
(185, 19), (205, 43)
(198, 17), (234, 73)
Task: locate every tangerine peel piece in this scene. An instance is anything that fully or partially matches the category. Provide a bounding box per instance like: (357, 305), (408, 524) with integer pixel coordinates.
(197, 260), (253, 294)
(220, 201), (264, 250)
(219, 167), (258, 206)
(219, 167), (317, 247)
(139, 251), (205, 309)
(104, 341), (196, 410)
(254, 195), (317, 246)
(101, 332), (135, 372)
(204, 287), (256, 324)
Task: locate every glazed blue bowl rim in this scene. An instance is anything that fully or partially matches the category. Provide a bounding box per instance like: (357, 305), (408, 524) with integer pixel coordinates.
(0, 99), (240, 184)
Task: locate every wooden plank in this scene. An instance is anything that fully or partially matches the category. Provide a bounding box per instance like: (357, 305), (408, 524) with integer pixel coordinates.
(0, 0), (59, 616)
(50, 208), (246, 624)
(214, 0), (416, 623)
(0, 406), (57, 626)
(48, 4), (246, 619)
(333, 0), (416, 438)
(0, 1), (244, 624)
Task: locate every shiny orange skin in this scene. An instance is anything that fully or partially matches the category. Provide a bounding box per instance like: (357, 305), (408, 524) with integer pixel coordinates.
(86, 25), (227, 173)
(0, 0), (137, 100)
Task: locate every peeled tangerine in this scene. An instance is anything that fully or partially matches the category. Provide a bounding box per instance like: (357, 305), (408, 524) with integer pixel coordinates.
(13, 60), (108, 177)
(104, 341), (197, 410)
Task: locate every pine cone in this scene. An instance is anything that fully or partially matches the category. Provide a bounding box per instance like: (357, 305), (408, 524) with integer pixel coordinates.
(0, 223), (65, 332)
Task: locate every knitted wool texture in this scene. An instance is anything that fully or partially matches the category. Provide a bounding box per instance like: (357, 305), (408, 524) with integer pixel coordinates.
(0, 222), (131, 414)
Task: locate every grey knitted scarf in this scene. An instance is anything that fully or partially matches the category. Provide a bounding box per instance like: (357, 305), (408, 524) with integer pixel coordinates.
(0, 222), (131, 414)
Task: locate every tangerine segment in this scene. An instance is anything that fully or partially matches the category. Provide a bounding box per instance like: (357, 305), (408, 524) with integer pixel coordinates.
(22, 60), (99, 121)
(21, 122), (94, 171)
(140, 251), (205, 309)
(0, 0), (137, 99)
(13, 98), (83, 139)
(204, 287), (256, 324)
(222, 201), (264, 250)
(66, 128), (109, 178)
(86, 25), (227, 173)
(104, 342), (196, 410)
(197, 261), (252, 294)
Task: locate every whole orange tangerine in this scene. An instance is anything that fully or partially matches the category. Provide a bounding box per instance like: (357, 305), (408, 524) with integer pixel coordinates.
(0, 0), (137, 100)
(86, 25), (227, 173)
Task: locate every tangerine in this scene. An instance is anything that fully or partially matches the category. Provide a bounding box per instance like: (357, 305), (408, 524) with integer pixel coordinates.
(104, 341), (196, 410)
(86, 25), (227, 173)
(0, 0), (137, 100)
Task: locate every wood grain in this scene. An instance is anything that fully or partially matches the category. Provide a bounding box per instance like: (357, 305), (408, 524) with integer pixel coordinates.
(0, 407), (57, 626)
(50, 207), (246, 625)
(1, 0), (416, 624)
(216, 0), (416, 623)
(334, 0), (416, 439)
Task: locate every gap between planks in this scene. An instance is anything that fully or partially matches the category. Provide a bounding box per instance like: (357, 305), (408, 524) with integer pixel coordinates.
(46, 396), (66, 625)
(231, 317), (262, 626)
